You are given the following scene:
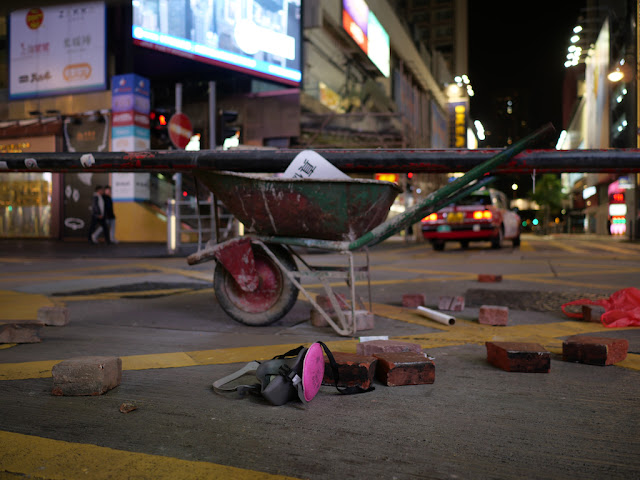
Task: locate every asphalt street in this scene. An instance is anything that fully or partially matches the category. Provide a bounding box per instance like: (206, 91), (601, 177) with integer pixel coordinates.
(1, 234), (639, 479)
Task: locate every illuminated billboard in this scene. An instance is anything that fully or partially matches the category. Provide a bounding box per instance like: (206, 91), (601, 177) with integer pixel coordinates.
(342, 0), (390, 77)
(132, 0), (302, 85)
(9, 2), (107, 99)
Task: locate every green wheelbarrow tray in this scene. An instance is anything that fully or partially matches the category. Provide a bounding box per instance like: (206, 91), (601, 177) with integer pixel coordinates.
(195, 171), (403, 242)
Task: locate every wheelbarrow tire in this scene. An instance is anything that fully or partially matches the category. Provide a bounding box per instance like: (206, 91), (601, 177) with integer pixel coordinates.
(214, 243), (299, 326)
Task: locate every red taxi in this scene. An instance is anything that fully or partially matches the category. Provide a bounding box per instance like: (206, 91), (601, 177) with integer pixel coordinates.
(421, 188), (521, 250)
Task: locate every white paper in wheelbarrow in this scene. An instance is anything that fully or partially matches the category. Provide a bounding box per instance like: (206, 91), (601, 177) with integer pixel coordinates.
(283, 150), (351, 180)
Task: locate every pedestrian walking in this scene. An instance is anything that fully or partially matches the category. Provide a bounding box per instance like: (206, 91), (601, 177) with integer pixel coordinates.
(103, 185), (117, 243)
(88, 185), (110, 244)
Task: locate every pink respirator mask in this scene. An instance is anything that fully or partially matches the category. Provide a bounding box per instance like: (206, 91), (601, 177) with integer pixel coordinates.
(213, 342), (373, 406)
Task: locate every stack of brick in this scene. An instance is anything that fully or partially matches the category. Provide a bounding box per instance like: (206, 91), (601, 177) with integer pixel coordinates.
(323, 352), (377, 389)
(373, 352), (435, 386)
(325, 340), (435, 389)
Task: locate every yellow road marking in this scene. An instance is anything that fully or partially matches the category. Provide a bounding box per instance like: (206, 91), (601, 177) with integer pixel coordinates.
(519, 241), (534, 252)
(55, 288), (198, 302)
(0, 342), (356, 381)
(3, 305), (638, 381)
(0, 272), (155, 284)
(617, 354), (640, 370)
(572, 240), (640, 255)
(0, 291), (56, 321)
(137, 263), (214, 282)
(0, 430), (300, 480)
(518, 266), (640, 277)
(373, 266), (478, 278)
(504, 274), (629, 290)
(538, 240), (589, 254)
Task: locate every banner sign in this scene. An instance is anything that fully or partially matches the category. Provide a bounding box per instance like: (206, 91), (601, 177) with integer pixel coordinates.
(112, 172), (150, 202)
(111, 73), (150, 152)
(9, 1), (106, 99)
(449, 102), (467, 148)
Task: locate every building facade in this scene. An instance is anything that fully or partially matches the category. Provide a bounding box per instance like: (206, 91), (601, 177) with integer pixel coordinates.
(557, 0), (639, 239)
(0, 0), (473, 241)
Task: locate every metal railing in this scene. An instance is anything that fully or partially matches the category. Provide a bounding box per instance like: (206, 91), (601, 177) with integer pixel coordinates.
(166, 195), (237, 255)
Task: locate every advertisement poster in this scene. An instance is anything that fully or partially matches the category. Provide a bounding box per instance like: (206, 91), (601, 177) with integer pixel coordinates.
(342, 0), (390, 77)
(132, 0), (301, 85)
(111, 73), (150, 152)
(9, 1), (106, 99)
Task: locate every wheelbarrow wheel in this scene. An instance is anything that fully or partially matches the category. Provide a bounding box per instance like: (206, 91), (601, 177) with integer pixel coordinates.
(213, 243), (299, 326)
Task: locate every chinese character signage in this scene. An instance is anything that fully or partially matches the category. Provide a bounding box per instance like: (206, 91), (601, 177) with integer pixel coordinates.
(449, 102), (467, 148)
(9, 2), (106, 100)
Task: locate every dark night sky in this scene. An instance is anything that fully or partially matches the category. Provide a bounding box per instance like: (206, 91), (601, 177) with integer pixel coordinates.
(468, 1), (586, 142)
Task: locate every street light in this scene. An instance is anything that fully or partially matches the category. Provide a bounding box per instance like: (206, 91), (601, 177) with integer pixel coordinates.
(608, 67), (624, 82)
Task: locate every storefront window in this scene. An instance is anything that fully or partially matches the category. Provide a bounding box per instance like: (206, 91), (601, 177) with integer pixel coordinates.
(0, 172), (52, 237)
(0, 134), (57, 238)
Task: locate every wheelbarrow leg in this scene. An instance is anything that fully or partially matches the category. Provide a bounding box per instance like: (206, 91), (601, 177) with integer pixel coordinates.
(253, 240), (353, 336)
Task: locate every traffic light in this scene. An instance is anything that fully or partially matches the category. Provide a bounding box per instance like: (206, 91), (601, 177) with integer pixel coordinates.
(150, 110), (172, 149)
(217, 110), (239, 146)
(406, 172), (414, 192)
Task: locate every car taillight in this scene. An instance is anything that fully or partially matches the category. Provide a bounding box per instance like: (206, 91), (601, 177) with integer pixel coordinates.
(472, 210), (492, 220)
(423, 213), (438, 222)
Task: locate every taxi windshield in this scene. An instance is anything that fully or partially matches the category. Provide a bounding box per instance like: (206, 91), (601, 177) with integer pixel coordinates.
(454, 193), (492, 206)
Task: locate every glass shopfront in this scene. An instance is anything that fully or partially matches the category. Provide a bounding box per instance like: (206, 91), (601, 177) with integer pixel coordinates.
(0, 136), (57, 238)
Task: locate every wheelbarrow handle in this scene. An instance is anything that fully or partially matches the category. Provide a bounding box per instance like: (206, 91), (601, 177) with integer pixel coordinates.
(348, 122), (555, 250)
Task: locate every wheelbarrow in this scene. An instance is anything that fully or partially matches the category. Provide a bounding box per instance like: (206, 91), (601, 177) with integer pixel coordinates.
(187, 124), (553, 336)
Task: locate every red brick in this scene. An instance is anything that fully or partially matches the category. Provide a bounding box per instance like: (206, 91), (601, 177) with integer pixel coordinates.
(316, 294), (349, 313)
(581, 305), (605, 323)
(52, 356), (122, 396)
(311, 294), (351, 327)
(373, 352), (435, 386)
(0, 321), (43, 343)
(323, 352), (378, 389)
(402, 294), (425, 308)
(347, 310), (375, 331)
(438, 296), (465, 311)
(356, 339), (423, 356)
(37, 305), (70, 326)
(310, 309), (329, 327)
(478, 305), (509, 326)
(478, 274), (502, 283)
(485, 341), (550, 373)
(562, 335), (628, 366)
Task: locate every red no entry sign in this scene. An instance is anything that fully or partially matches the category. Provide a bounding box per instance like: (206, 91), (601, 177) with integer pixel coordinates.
(168, 112), (193, 150)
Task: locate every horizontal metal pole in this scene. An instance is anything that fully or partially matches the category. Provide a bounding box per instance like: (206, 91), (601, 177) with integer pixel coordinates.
(1, 148), (640, 173)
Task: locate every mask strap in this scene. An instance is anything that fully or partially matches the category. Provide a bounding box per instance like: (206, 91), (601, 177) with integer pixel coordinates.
(316, 341), (375, 395)
(212, 360), (261, 396)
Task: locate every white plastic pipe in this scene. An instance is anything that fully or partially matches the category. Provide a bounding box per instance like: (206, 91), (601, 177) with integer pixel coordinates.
(416, 306), (456, 326)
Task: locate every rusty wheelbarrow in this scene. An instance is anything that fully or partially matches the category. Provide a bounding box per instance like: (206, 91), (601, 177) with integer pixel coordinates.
(187, 124), (554, 336)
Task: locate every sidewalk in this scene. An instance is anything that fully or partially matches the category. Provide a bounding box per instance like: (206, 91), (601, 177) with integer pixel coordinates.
(0, 239), (182, 259)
